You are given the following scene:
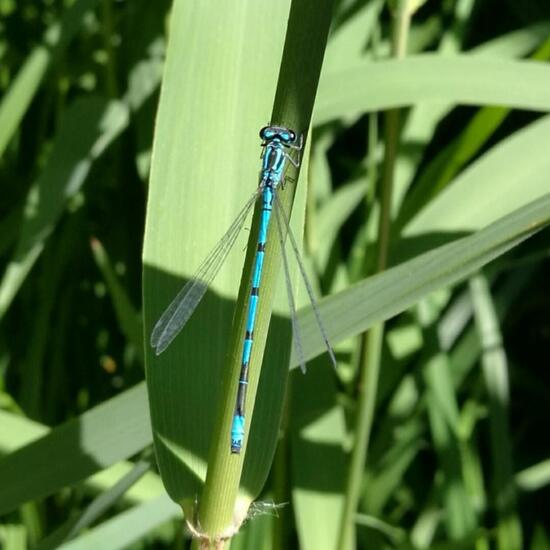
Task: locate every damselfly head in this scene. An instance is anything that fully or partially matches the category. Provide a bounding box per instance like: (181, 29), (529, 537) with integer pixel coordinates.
(260, 125), (297, 145)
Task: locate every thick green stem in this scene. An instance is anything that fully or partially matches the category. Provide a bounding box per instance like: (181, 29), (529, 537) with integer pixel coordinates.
(196, 1), (335, 547)
(336, 3), (412, 549)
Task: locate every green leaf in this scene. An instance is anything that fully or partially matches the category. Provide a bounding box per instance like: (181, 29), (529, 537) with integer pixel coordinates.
(0, 384), (151, 515)
(516, 460), (550, 492)
(90, 238), (143, 361)
(316, 56), (550, 124)
(142, 0), (293, 521)
(36, 460), (152, 550)
(0, 98), (129, 319)
(323, 0), (383, 73)
(472, 22), (550, 58)
(403, 115), (550, 236)
(0, 408), (164, 505)
(470, 274), (522, 549)
(294, 194), (550, 366)
(0, 0), (100, 159)
(143, 0), (335, 538)
(57, 495), (179, 550)
(419, 312), (477, 539)
(291, 360), (347, 550)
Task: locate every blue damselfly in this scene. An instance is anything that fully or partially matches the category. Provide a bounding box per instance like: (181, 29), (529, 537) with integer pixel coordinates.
(151, 125), (336, 453)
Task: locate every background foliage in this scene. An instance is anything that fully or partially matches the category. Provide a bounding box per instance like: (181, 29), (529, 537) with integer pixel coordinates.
(0, 0), (549, 549)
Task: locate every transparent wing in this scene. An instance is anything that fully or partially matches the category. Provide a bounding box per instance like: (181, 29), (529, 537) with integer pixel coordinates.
(274, 192), (337, 369)
(151, 190), (260, 355)
(274, 201), (307, 374)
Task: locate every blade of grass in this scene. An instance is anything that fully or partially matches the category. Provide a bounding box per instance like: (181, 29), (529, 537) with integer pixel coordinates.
(316, 55), (550, 124)
(363, 414), (425, 515)
(142, 0), (293, 524)
(58, 495), (179, 550)
(0, 98), (129, 320)
(90, 237), (143, 362)
(418, 300), (477, 540)
(315, 178), (368, 271)
(36, 459), (152, 550)
(19, 214), (78, 418)
(291, 358), (347, 550)
(0, 407), (164, 504)
(0, 524), (26, 550)
(397, 38), (550, 231)
(323, 0), (384, 74)
(0, 384), (151, 515)
(516, 460), (550, 492)
(0, 0), (100, 159)
(0, 208), (20, 257)
(472, 21), (550, 57)
(402, 114), (550, 237)
(470, 274), (522, 550)
(295, 194), (550, 366)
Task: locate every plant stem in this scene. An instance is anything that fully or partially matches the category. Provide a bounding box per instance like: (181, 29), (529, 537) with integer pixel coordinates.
(336, 3), (412, 549)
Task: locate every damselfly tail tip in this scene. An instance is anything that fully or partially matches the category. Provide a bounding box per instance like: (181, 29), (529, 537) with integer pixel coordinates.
(231, 415), (245, 453)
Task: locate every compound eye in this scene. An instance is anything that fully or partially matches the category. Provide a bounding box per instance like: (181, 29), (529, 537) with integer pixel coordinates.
(260, 127), (275, 140)
(289, 130), (296, 142)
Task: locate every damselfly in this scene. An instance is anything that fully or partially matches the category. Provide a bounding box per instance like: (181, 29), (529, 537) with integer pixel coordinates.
(151, 125), (336, 454)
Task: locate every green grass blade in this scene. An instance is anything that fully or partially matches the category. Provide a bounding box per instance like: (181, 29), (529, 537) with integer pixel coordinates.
(143, 0), (335, 540)
(315, 179), (368, 270)
(294, 194), (550, 367)
(0, 0), (100, 159)
(470, 274), (522, 550)
(291, 360), (347, 550)
(364, 420), (425, 515)
(400, 34), (550, 228)
(516, 460), (550, 492)
(393, 28), (550, 217)
(90, 237), (143, 361)
(403, 115), (550, 237)
(0, 408), (48, 456)
(323, 0), (384, 73)
(0, 408), (164, 504)
(0, 524), (27, 550)
(420, 317), (477, 539)
(58, 495), (179, 550)
(472, 21), (550, 57)
(36, 460), (152, 550)
(232, 511), (275, 550)
(142, 0), (296, 534)
(0, 208), (20, 257)
(19, 217), (78, 417)
(316, 56), (550, 124)
(0, 384), (151, 515)
(0, 98), (129, 319)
